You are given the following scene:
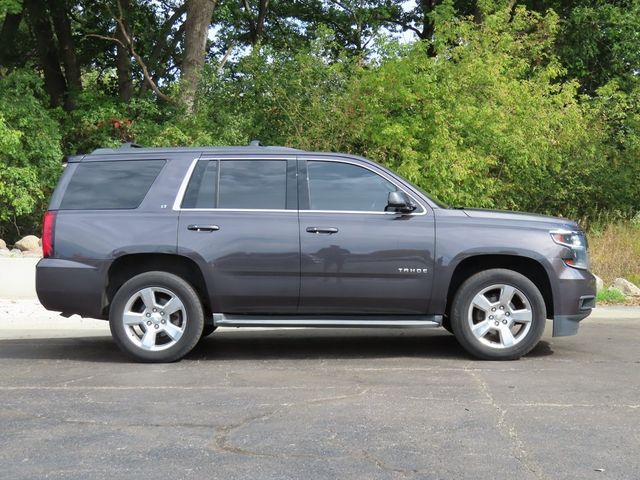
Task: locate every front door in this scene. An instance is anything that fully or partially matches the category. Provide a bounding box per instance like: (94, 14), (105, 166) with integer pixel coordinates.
(298, 158), (435, 314)
(177, 157), (299, 313)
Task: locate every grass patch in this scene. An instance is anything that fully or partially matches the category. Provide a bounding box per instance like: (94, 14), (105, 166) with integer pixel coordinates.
(596, 288), (626, 304)
(588, 221), (640, 286)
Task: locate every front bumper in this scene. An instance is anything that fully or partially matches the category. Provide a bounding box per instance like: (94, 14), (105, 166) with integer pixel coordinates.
(551, 260), (596, 337)
(36, 258), (106, 319)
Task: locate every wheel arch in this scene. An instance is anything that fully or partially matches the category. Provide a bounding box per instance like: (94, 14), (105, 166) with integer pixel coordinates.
(105, 253), (211, 320)
(445, 254), (554, 320)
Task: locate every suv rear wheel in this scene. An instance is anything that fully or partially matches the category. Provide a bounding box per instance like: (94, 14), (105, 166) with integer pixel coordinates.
(109, 271), (204, 362)
(450, 269), (546, 360)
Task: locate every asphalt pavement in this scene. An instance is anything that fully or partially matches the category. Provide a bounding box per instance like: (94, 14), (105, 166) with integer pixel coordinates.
(0, 303), (639, 480)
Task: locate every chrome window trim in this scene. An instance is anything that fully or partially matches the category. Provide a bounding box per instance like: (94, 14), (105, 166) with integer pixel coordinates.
(302, 157), (428, 216)
(178, 208), (292, 213)
(173, 155), (429, 216)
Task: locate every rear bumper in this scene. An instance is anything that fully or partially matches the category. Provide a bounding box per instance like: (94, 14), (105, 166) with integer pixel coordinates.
(36, 258), (106, 319)
(551, 262), (596, 337)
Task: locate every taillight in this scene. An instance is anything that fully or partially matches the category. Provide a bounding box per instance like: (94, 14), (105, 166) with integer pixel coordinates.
(42, 211), (56, 258)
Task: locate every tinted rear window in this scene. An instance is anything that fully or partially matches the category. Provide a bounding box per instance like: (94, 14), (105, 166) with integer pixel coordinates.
(60, 160), (165, 210)
(219, 160), (286, 209)
(181, 159), (287, 210)
(181, 160), (218, 209)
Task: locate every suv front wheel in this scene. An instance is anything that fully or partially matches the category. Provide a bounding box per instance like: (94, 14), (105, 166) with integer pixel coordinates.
(450, 269), (546, 360)
(109, 271), (204, 362)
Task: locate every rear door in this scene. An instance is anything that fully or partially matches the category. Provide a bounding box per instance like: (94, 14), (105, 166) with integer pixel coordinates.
(297, 157), (435, 314)
(177, 156), (299, 313)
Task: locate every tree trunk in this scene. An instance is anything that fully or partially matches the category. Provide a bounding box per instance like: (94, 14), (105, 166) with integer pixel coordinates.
(23, 0), (68, 109)
(48, 0), (82, 105)
(140, 5), (187, 96)
(420, 0), (436, 56)
(182, 0), (217, 113)
(254, 0), (269, 44)
(242, 0), (269, 45)
(0, 13), (23, 66)
(115, 0), (133, 101)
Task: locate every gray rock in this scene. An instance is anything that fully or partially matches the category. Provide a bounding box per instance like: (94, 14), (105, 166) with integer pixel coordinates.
(594, 274), (604, 291)
(0, 239), (6, 250)
(14, 235), (40, 252)
(612, 278), (640, 297)
(0, 248), (10, 257)
(10, 248), (22, 256)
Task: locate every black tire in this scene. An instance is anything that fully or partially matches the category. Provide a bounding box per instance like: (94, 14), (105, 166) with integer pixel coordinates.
(200, 324), (217, 339)
(450, 269), (546, 360)
(109, 271), (204, 363)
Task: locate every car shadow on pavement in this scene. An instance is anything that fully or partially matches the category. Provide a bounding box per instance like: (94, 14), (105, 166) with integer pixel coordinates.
(190, 329), (554, 361)
(0, 330), (553, 363)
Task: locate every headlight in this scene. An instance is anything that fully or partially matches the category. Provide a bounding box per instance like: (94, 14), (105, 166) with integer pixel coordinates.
(550, 230), (589, 269)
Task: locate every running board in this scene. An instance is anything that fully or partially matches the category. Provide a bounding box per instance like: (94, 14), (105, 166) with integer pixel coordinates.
(213, 313), (443, 328)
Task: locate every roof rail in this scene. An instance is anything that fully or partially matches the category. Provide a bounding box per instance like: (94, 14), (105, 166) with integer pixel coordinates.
(249, 139), (264, 147)
(120, 142), (144, 149)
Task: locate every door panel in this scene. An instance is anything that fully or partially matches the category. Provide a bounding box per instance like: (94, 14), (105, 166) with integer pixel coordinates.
(299, 212), (434, 314)
(177, 157), (299, 313)
(178, 211), (300, 313)
(298, 159), (435, 314)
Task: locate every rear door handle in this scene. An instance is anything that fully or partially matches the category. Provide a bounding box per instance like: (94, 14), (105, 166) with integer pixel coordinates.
(306, 226), (339, 234)
(187, 224), (220, 232)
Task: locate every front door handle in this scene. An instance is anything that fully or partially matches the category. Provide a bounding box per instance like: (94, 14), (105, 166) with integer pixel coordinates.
(187, 224), (220, 232)
(306, 226), (339, 234)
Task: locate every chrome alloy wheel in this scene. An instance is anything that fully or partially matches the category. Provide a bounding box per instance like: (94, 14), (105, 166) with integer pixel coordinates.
(121, 287), (187, 351)
(467, 283), (533, 349)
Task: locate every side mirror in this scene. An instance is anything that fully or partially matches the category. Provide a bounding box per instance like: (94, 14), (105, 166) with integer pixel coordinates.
(387, 191), (416, 213)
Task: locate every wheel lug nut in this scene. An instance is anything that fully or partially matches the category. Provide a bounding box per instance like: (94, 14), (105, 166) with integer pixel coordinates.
(494, 321), (499, 326)
(491, 307), (496, 312)
(489, 315), (494, 319)
(160, 311), (164, 315)
(154, 324), (159, 329)
(161, 319), (166, 324)
(153, 308), (157, 312)
(146, 321), (152, 326)
(506, 312), (510, 316)
(499, 305), (505, 310)
(145, 313), (151, 317)
(502, 319), (508, 324)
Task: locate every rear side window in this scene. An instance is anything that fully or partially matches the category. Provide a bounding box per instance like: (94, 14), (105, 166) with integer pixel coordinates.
(60, 160), (165, 210)
(182, 159), (287, 210)
(181, 160), (218, 208)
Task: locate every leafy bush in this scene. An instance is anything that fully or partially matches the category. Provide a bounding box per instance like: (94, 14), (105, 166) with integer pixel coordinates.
(0, 71), (62, 242)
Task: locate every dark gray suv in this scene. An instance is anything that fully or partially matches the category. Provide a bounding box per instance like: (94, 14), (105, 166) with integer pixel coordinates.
(36, 144), (596, 362)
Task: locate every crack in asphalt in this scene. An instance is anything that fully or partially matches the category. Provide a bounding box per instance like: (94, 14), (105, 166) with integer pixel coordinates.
(210, 387), (371, 460)
(464, 363), (550, 480)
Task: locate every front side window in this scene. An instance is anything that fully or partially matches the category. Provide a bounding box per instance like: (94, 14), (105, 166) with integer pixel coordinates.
(182, 159), (287, 210)
(60, 160), (165, 210)
(307, 161), (396, 212)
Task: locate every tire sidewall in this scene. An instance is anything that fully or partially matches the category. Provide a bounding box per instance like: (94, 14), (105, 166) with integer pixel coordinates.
(451, 269), (546, 360)
(109, 271), (204, 362)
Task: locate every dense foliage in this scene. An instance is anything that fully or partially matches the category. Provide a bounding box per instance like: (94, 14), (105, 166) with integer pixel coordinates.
(0, 0), (638, 242)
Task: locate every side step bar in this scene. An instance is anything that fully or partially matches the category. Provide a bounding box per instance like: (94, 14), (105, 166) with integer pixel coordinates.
(213, 313), (443, 329)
